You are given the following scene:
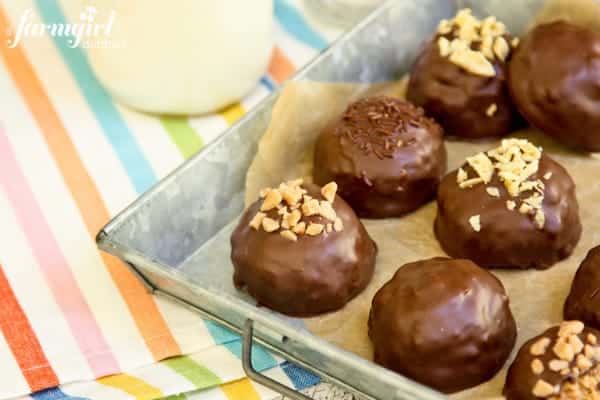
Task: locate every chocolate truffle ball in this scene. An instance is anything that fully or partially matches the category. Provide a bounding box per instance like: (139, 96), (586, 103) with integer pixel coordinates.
(368, 257), (516, 393)
(231, 179), (377, 316)
(313, 96), (446, 219)
(504, 321), (600, 400)
(435, 138), (581, 269)
(407, 9), (520, 139)
(564, 246), (600, 328)
(508, 21), (600, 152)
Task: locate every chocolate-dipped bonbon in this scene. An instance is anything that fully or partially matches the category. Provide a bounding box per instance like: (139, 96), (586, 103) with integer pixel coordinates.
(368, 257), (516, 393)
(313, 95), (446, 219)
(508, 21), (600, 152)
(504, 321), (600, 399)
(407, 9), (519, 139)
(565, 246), (600, 329)
(435, 138), (581, 269)
(231, 179), (377, 316)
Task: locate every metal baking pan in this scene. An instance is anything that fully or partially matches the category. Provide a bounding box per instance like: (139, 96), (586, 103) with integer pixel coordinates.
(97, 1), (549, 398)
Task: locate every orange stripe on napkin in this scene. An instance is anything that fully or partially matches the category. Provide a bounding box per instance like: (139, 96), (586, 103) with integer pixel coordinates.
(0, 266), (59, 392)
(0, 6), (181, 362)
(268, 46), (296, 84)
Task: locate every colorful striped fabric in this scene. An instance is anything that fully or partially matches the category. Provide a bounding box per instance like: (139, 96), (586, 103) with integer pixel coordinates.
(0, 0), (341, 398)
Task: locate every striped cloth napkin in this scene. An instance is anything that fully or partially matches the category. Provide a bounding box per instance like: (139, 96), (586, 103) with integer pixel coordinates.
(0, 0), (344, 398)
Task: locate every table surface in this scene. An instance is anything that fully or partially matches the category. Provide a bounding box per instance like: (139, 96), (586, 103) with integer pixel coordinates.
(0, 0), (360, 399)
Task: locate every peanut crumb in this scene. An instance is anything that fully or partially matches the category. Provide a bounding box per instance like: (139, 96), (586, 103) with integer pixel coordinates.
(469, 215), (481, 232)
(530, 337), (551, 356)
(588, 334), (598, 345)
(511, 37), (520, 47)
(506, 200), (516, 211)
(449, 48), (496, 77)
(262, 217), (280, 233)
(549, 359), (569, 372)
(280, 230), (297, 242)
(326, 223), (333, 233)
(576, 353), (593, 371)
(397, 139), (404, 148)
(532, 379), (555, 397)
(457, 167), (468, 184)
(569, 334), (585, 354)
(486, 186), (500, 197)
(438, 36), (451, 57)
(286, 209), (302, 228)
(544, 172), (553, 180)
(493, 36), (509, 61)
(293, 222), (306, 235)
(306, 223), (324, 236)
(531, 358), (544, 375)
(319, 201), (337, 221)
(534, 210), (546, 229)
(553, 339), (575, 362)
(486, 103), (498, 117)
(261, 189), (282, 211)
(249, 212), (266, 230)
(302, 199), (321, 216)
(460, 177), (485, 189)
(333, 218), (343, 232)
(559, 321), (585, 337)
(466, 152), (494, 183)
(321, 182), (338, 203)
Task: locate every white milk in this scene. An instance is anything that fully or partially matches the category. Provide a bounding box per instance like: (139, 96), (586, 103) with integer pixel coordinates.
(75, 1), (273, 115)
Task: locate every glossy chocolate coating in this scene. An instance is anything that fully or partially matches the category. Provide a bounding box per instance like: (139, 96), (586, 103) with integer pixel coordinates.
(231, 183), (377, 316)
(504, 324), (600, 400)
(407, 34), (519, 139)
(508, 21), (600, 152)
(313, 96), (446, 219)
(435, 154), (581, 269)
(368, 257), (516, 393)
(565, 246), (600, 327)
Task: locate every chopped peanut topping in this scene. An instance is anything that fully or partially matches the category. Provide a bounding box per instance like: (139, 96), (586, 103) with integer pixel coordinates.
(469, 215), (481, 232)
(333, 218), (343, 232)
(531, 358), (544, 374)
(249, 180), (344, 239)
(549, 359), (569, 372)
(554, 339), (575, 362)
(306, 223), (324, 236)
(530, 337), (551, 356)
(486, 103), (498, 117)
(467, 153), (494, 183)
(457, 167), (468, 184)
(287, 209), (302, 228)
(321, 182), (338, 203)
(486, 186), (500, 197)
(319, 201), (337, 221)
(436, 9), (510, 77)
(532, 380), (555, 397)
(493, 36), (509, 61)
(249, 212), (266, 230)
(280, 230), (297, 242)
(261, 189), (282, 211)
(458, 139), (547, 229)
(293, 222), (306, 235)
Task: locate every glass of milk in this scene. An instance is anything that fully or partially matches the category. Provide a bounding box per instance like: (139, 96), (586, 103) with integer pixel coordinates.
(71, 1), (273, 115)
(303, 0), (384, 29)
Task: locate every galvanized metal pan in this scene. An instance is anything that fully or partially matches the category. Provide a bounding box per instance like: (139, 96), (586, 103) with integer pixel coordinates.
(97, 1), (549, 398)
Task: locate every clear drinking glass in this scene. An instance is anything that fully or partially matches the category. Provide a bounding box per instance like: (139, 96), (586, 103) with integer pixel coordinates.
(303, 0), (385, 29)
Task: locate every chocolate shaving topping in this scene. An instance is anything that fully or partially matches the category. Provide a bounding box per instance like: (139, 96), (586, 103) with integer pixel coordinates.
(334, 96), (430, 160)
